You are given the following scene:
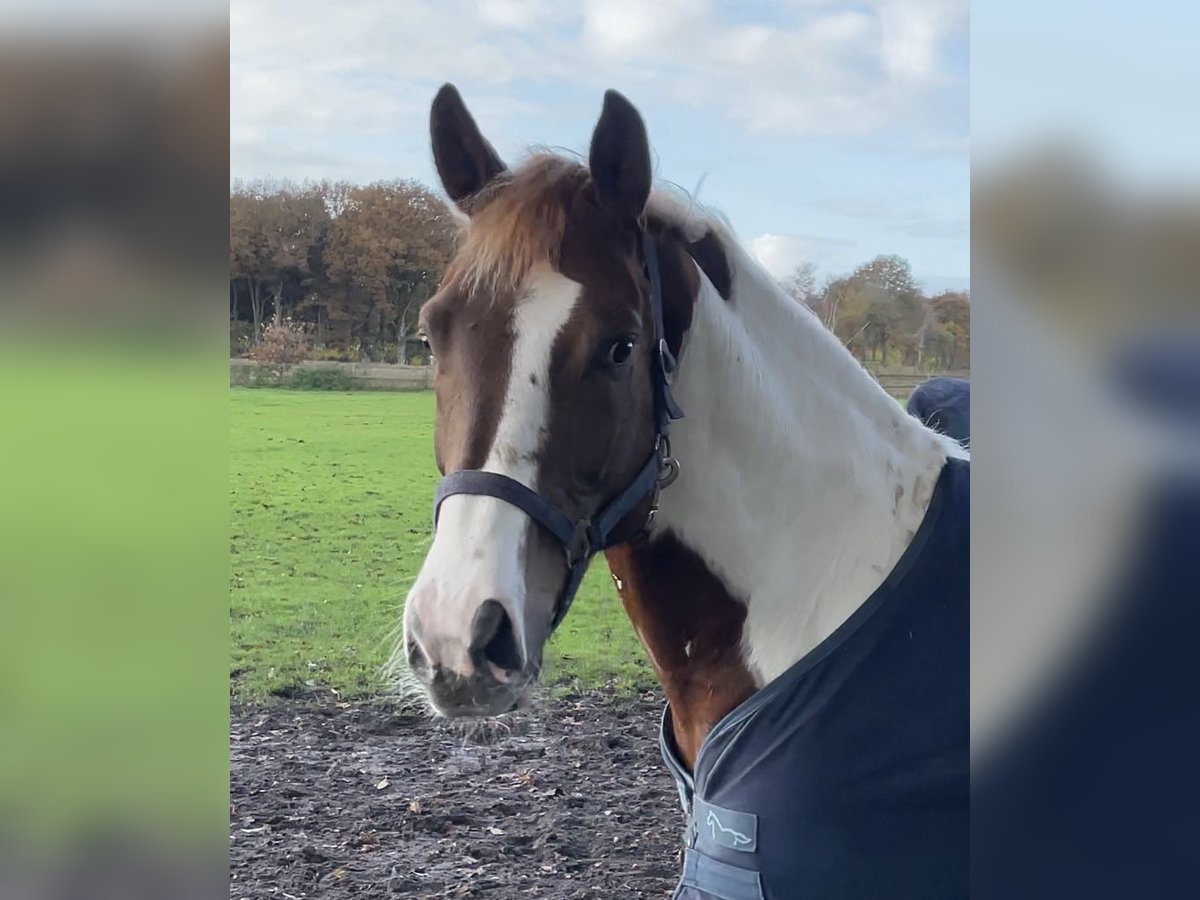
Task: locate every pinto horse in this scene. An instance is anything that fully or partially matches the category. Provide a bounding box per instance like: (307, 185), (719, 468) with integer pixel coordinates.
(400, 84), (970, 899)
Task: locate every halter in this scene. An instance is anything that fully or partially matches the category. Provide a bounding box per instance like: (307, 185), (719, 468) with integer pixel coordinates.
(433, 228), (684, 631)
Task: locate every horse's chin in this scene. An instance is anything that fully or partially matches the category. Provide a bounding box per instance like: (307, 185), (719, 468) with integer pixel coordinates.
(425, 671), (537, 719)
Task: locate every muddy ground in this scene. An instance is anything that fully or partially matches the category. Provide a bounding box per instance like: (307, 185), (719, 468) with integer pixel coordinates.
(230, 691), (685, 898)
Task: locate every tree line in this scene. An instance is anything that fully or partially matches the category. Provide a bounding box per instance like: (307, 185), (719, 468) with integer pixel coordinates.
(229, 181), (968, 369)
(230, 178), (456, 362)
(782, 257), (969, 370)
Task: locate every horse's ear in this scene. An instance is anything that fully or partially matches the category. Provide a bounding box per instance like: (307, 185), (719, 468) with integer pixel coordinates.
(588, 90), (651, 222)
(686, 231), (733, 301)
(430, 83), (507, 212)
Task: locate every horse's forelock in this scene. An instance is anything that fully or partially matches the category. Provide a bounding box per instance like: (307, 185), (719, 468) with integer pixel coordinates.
(444, 151), (735, 311)
(448, 154), (589, 301)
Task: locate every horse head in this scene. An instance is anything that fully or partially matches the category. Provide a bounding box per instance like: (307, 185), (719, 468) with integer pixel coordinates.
(399, 84), (720, 716)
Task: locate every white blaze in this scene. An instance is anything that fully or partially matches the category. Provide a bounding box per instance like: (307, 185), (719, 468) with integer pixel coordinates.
(405, 268), (581, 675)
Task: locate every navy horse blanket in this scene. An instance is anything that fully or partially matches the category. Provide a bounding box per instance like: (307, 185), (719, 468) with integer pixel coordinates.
(661, 458), (969, 899)
(907, 376), (970, 446)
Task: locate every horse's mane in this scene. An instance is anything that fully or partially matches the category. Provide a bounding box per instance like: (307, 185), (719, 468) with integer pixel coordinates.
(647, 183), (737, 246)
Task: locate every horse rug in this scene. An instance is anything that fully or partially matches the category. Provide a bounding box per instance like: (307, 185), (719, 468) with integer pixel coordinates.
(906, 377), (971, 447)
(660, 457), (970, 900)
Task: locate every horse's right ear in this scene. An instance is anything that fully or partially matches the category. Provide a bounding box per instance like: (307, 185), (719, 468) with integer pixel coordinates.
(430, 83), (507, 212)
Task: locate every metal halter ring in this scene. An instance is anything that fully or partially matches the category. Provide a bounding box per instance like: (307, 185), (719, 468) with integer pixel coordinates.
(655, 435), (680, 489)
(657, 456), (680, 488)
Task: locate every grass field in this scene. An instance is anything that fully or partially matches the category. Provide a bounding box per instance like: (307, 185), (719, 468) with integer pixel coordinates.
(230, 389), (655, 702)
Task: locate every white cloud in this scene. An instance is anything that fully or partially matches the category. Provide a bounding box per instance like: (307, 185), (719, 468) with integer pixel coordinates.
(476, 0), (562, 29)
(231, 0), (969, 181)
(747, 233), (858, 281)
(877, 0), (967, 82)
(572, 0), (966, 137)
(230, 0), (561, 177)
(580, 0), (696, 59)
(749, 234), (806, 280)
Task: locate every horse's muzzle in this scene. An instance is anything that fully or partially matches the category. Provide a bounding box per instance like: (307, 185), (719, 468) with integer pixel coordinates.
(415, 660), (527, 717)
(406, 598), (533, 717)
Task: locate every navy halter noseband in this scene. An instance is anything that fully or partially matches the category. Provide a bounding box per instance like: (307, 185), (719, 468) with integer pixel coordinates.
(433, 228), (684, 631)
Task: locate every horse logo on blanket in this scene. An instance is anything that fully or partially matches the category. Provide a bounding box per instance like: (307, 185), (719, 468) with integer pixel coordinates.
(706, 810), (753, 848)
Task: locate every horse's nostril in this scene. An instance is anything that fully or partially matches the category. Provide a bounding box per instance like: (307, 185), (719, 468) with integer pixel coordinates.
(469, 599), (524, 673)
(483, 612), (523, 673)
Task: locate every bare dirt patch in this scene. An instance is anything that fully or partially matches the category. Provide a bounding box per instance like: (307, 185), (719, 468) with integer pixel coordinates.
(230, 691), (684, 898)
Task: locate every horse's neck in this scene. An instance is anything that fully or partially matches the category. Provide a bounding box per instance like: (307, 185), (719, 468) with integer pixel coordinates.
(605, 535), (758, 768)
(612, 239), (955, 766)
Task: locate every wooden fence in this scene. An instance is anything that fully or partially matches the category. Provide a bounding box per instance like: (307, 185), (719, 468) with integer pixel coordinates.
(231, 358), (968, 396)
(230, 358), (434, 390)
(870, 369), (969, 398)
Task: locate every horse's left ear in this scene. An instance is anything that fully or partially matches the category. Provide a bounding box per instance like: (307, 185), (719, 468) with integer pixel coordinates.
(588, 90), (651, 222)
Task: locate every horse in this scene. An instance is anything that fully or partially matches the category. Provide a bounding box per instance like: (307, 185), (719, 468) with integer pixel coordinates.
(399, 84), (970, 899)
(907, 375), (971, 446)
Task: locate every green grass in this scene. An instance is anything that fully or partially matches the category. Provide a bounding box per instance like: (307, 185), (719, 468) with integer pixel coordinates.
(284, 367), (364, 391)
(230, 389), (654, 702)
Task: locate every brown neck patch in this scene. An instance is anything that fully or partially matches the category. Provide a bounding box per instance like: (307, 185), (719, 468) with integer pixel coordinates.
(605, 535), (756, 771)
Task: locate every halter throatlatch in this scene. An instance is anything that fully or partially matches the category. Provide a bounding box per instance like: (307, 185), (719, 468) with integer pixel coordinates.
(433, 228), (684, 631)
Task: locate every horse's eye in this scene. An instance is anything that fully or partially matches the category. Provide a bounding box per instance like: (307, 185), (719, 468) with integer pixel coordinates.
(607, 338), (635, 368)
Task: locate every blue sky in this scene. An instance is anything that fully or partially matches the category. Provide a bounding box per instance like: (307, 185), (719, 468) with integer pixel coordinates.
(232, 0), (968, 293)
(972, 1), (1200, 189)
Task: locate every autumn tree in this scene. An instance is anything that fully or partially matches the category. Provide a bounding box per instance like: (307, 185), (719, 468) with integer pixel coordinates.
(229, 186), (272, 340)
(317, 179), (355, 218)
(323, 180), (457, 355)
(853, 254), (921, 298)
(930, 291), (970, 368)
(263, 182), (328, 324)
(820, 275), (871, 355)
(229, 179), (329, 343)
(850, 255), (924, 365)
(226, 178), (971, 375)
(249, 311), (310, 379)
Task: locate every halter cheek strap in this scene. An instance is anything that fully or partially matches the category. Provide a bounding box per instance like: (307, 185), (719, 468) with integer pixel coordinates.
(433, 228), (684, 631)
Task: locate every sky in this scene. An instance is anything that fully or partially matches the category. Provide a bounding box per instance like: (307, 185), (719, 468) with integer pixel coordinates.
(971, 1), (1200, 190)
(231, 0), (969, 294)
